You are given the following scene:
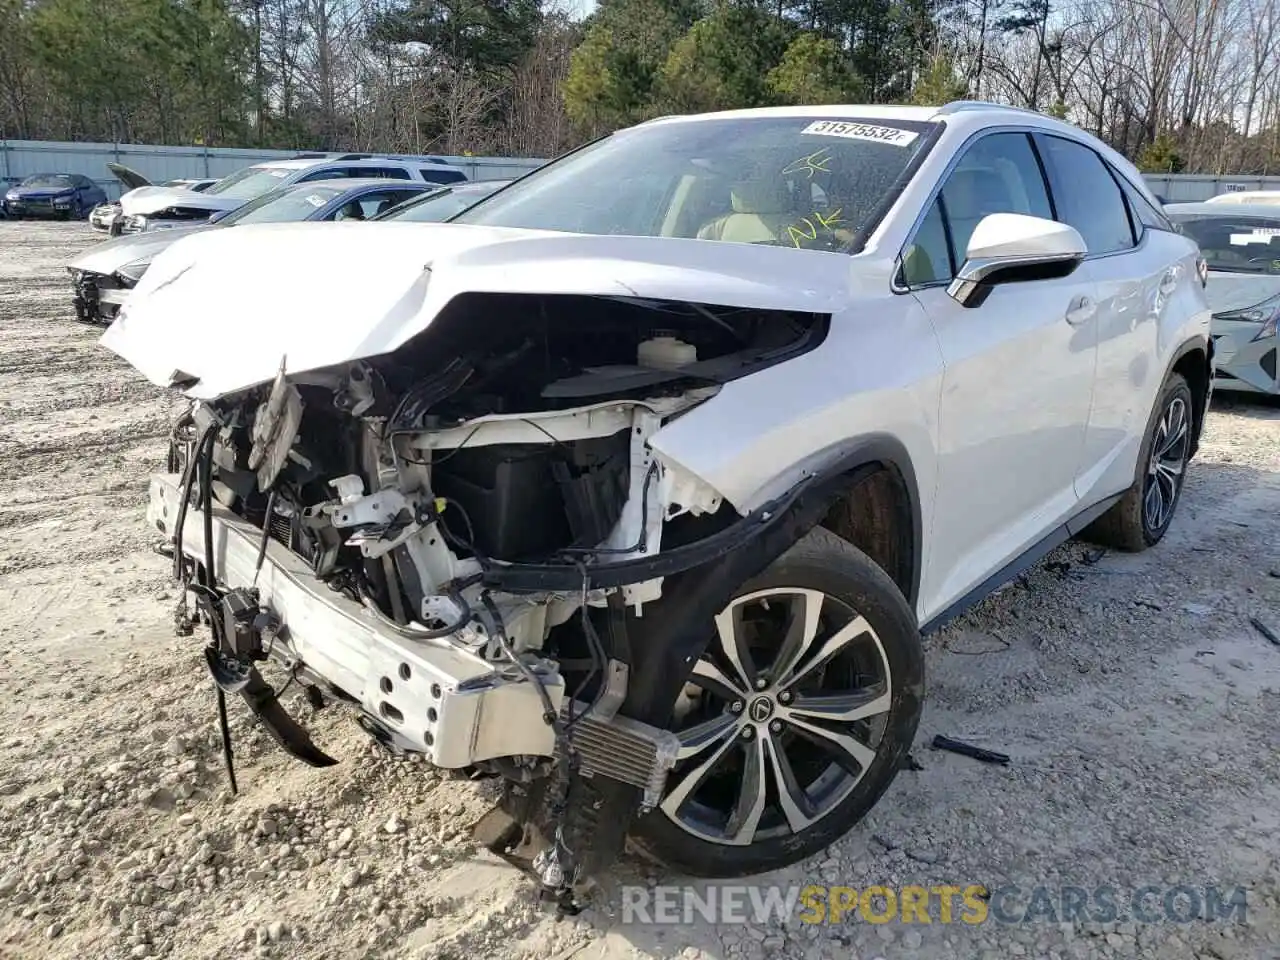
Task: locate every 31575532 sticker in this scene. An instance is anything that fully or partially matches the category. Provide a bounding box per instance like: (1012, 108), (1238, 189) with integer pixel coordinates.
(801, 120), (919, 146)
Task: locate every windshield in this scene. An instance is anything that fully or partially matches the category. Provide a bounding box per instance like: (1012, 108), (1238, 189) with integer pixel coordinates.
(204, 165), (294, 200)
(221, 184), (346, 225)
(1174, 214), (1280, 274)
(380, 183), (506, 222)
(452, 116), (938, 250)
(20, 174), (72, 189)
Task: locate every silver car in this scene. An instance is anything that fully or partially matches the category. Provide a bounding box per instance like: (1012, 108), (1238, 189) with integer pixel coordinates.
(68, 178), (436, 324)
(1167, 202), (1280, 394)
(68, 178), (508, 325)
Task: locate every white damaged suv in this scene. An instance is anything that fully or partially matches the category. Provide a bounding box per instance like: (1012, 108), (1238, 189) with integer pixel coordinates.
(103, 101), (1212, 897)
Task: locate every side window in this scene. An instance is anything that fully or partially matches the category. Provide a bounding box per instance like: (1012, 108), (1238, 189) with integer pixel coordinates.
(901, 132), (1051, 285)
(1036, 135), (1135, 254)
(362, 167), (412, 180)
(422, 169), (466, 184)
(939, 133), (1052, 264)
(360, 189), (418, 218)
(1115, 173), (1174, 232)
(298, 167), (349, 182)
(901, 199), (952, 286)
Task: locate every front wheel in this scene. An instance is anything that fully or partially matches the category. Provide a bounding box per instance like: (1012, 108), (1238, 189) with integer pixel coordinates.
(1083, 372), (1193, 551)
(630, 528), (924, 877)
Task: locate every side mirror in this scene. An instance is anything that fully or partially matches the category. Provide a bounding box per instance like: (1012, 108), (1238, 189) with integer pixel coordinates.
(947, 213), (1086, 308)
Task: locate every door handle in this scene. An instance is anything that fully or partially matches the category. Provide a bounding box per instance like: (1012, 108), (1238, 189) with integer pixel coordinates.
(1065, 294), (1097, 326)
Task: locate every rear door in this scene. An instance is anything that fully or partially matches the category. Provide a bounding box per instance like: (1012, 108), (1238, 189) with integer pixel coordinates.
(1033, 134), (1188, 502)
(903, 131), (1100, 610)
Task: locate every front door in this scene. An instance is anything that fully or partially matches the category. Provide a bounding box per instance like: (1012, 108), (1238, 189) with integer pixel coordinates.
(901, 131), (1099, 616)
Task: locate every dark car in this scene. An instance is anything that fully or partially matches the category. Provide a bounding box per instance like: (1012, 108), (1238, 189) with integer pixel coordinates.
(372, 178), (511, 221)
(4, 173), (108, 220)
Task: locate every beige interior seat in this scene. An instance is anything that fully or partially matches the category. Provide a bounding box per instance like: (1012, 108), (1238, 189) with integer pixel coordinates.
(901, 244), (937, 285)
(334, 200), (365, 221)
(698, 179), (796, 244)
(943, 168), (1014, 259)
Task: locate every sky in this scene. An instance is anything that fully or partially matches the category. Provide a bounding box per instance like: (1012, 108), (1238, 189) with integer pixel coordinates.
(562, 0), (596, 19)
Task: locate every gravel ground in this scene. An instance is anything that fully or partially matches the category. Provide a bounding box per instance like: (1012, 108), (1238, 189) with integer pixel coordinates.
(1, 220), (1278, 960)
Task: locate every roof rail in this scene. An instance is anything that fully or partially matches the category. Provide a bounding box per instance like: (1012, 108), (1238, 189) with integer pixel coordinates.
(291, 152), (332, 159)
(935, 100), (1045, 118)
(336, 153), (373, 160)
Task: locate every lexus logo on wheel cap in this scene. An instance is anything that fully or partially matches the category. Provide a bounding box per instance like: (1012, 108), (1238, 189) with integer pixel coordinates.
(748, 696), (774, 723)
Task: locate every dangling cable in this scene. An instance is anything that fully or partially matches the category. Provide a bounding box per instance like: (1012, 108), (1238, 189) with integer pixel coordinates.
(195, 428), (238, 795)
(252, 489), (277, 589)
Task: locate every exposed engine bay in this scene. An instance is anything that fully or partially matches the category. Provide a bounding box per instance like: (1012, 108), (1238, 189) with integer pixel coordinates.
(152, 292), (827, 903)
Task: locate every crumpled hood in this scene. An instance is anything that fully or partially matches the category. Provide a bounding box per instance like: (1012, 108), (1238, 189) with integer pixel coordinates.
(68, 224), (215, 276)
(101, 220), (854, 400)
(1205, 271), (1280, 314)
(108, 162), (151, 190)
(119, 185), (241, 217)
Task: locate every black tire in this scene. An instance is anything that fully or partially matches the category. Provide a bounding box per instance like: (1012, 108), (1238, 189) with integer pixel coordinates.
(1083, 373), (1193, 552)
(630, 527), (924, 877)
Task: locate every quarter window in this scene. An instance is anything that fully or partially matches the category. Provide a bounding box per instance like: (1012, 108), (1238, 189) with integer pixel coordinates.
(901, 198), (951, 285)
(1036, 135), (1135, 254)
(1115, 173), (1173, 232)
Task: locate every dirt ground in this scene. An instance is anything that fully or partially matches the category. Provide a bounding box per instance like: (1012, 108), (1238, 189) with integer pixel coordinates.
(1, 220), (1279, 960)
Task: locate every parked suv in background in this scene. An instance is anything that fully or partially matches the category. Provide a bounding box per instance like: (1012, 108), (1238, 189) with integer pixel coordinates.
(105, 101), (1212, 895)
(116, 153), (468, 233)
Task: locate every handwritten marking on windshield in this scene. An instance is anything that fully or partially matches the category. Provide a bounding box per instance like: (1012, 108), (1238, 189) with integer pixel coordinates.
(782, 148), (834, 179)
(787, 208), (845, 248)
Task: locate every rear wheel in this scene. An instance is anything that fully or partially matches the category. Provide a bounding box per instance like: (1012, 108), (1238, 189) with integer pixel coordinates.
(1083, 373), (1193, 551)
(630, 528), (924, 877)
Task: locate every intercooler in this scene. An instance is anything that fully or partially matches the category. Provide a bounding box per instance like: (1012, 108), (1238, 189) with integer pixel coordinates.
(562, 702), (680, 810)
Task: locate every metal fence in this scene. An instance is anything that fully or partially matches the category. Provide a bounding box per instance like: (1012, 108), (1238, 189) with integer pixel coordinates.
(1141, 174), (1280, 203)
(0, 139), (546, 199)
(6, 136), (1280, 205)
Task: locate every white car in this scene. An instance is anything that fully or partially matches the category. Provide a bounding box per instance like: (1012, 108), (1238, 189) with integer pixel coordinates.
(102, 101), (1212, 897)
(1166, 202), (1280, 393)
(115, 153), (468, 233)
(1206, 190), (1280, 205)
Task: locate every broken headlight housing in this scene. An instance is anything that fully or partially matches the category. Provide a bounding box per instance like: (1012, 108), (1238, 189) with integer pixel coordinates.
(116, 258), (151, 287)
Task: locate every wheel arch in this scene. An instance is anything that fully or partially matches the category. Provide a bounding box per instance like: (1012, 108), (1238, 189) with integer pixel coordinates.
(1166, 334), (1212, 460)
(618, 432), (923, 727)
(810, 436), (922, 611)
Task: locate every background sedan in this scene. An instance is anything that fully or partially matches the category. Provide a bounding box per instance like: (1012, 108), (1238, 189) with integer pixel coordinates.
(3, 174), (107, 219)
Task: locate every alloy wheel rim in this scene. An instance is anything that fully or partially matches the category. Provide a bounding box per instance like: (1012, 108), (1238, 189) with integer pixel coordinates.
(661, 587), (893, 847)
(1144, 396), (1189, 533)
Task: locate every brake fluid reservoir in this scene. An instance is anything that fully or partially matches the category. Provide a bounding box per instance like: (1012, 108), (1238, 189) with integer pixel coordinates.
(638, 336), (697, 370)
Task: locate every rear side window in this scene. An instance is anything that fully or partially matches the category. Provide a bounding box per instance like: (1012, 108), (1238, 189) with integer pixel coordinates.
(361, 167), (412, 180)
(422, 169), (467, 184)
(1035, 135), (1135, 255)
